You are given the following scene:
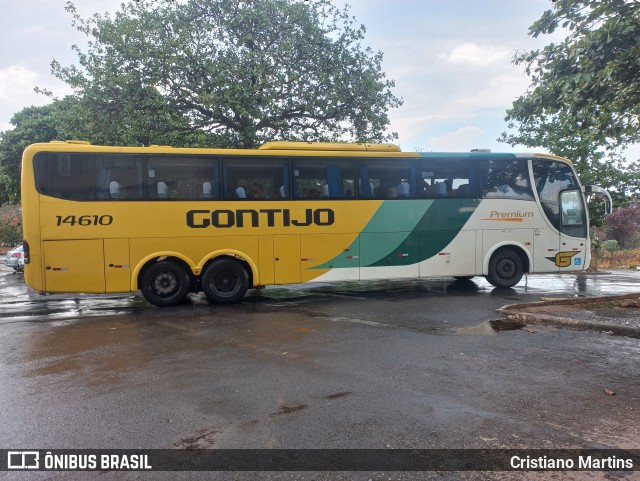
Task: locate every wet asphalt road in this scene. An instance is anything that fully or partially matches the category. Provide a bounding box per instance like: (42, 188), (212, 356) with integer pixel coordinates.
(1, 266), (639, 480)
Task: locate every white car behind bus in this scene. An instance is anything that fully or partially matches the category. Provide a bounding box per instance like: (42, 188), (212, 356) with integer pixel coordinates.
(4, 245), (24, 272)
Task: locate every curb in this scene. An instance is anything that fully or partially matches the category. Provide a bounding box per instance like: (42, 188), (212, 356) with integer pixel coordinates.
(497, 293), (640, 337)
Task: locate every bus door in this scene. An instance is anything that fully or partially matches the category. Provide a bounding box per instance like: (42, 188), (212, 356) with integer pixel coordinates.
(104, 239), (131, 292)
(533, 225), (560, 272)
(43, 239), (105, 293)
(557, 189), (588, 271)
(531, 158), (588, 272)
(274, 235), (301, 284)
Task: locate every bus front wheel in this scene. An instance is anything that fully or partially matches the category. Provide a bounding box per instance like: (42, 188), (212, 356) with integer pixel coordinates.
(201, 258), (249, 304)
(140, 260), (191, 307)
(486, 248), (523, 288)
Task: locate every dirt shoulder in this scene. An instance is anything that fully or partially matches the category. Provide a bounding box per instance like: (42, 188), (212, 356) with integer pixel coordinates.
(498, 292), (640, 337)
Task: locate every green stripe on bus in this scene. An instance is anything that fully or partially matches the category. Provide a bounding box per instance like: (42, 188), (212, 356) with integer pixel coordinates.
(368, 198), (480, 267)
(315, 200), (431, 269)
(315, 199), (479, 269)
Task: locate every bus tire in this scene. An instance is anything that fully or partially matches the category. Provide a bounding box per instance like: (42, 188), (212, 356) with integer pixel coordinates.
(486, 248), (523, 288)
(140, 260), (191, 307)
(201, 258), (249, 304)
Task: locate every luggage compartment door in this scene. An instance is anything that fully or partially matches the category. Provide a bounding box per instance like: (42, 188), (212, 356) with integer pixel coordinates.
(43, 240), (105, 293)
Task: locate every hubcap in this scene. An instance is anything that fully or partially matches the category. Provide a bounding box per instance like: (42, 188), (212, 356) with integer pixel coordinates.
(496, 258), (515, 279)
(214, 270), (238, 294)
(153, 271), (178, 296)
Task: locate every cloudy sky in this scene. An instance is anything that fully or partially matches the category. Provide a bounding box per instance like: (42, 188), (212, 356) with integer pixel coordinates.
(0, 0), (585, 155)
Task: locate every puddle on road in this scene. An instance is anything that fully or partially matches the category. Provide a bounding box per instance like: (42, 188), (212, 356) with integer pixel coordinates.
(320, 314), (528, 336)
(325, 391), (352, 400)
(271, 403), (308, 416)
(454, 319), (527, 336)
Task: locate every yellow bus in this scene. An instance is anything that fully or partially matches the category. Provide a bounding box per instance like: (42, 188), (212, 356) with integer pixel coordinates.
(21, 140), (611, 306)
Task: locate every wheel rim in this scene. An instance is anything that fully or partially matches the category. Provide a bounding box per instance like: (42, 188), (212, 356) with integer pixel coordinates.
(152, 270), (179, 297)
(496, 257), (516, 279)
(212, 269), (239, 296)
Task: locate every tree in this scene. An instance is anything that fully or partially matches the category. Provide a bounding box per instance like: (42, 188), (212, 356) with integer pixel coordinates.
(52, 0), (402, 149)
(500, 0), (640, 202)
(0, 98), (79, 205)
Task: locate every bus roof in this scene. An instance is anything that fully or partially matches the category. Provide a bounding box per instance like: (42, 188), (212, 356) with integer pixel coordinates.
(258, 141), (401, 152)
(24, 140), (572, 164)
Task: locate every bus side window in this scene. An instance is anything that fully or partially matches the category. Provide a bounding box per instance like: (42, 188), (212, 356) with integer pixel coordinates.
(291, 158), (355, 199)
(34, 153), (96, 201)
(479, 157), (533, 200)
(222, 156), (288, 200)
(357, 158), (416, 200)
(419, 157), (475, 199)
(96, 156), (143, 201)
(145, 155), (219, 200)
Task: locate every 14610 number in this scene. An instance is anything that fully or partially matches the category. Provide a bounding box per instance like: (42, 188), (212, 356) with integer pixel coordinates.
(55, 215), (113, 226)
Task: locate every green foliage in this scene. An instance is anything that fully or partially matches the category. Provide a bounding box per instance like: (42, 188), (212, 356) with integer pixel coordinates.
(0, 98), (81, 205)
(0, 170), (17, 206)
(500, 0), (640, 201)
(52, 0), (402, 149)
(600, 239), (620, 252)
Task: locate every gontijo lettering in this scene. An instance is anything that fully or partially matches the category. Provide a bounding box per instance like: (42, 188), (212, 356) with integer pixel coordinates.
(187, 208), (335, 228)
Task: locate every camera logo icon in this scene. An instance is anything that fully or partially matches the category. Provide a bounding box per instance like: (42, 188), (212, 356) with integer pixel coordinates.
(7, 451), (40, 469)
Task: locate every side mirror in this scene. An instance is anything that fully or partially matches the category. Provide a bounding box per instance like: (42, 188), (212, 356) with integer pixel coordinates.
(584, 185), (612, 215)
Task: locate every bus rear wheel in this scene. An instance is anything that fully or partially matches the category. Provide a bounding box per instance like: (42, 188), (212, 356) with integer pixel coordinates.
(140, 260), (191, 307)
(486, 248), (523, 288)
(201, 258), (249, 304)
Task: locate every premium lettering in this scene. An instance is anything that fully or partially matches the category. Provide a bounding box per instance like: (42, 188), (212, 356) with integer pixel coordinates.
(187, 208), (335, 228)
(489, 210), (534, 219)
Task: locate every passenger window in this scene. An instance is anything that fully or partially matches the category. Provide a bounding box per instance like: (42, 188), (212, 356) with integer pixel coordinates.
(419, 157), (476, 199)
(222, 157), (289, 200)
(356, 158), (416, 199)
(94, 156), (144, 201)
(145, 156), (219, 200)
(34, 153), (97, 201)
(291, 158), (355, 199)
(479, 157), (533, 200)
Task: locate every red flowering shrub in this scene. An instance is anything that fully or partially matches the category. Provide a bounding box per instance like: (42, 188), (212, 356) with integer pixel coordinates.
(604, 204), (640, 249)
(0, 209), (21, 246)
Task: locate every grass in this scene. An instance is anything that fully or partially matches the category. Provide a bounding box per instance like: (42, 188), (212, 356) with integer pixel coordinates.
(592, 248), (640, 270)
